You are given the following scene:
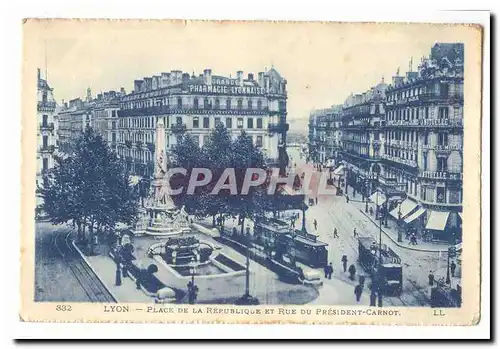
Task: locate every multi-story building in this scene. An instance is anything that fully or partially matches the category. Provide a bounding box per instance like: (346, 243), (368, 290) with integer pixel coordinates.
(383, 43), (464, 240)
(307, 105), (342, 165)
(90, 88), (125, 153)
(36, 68), (58, 188)
(117, 68), (289, 177)
(57, 98), (92, 154)
(340, 82), (387, 193)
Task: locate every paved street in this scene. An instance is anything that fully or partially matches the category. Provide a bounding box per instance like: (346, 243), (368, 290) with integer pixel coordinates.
(287, 146), (458, 307)
(34, 222), (93, 302)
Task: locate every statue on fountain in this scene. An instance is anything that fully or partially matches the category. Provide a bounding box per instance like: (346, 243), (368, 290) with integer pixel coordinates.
(132, 119), (191, 237)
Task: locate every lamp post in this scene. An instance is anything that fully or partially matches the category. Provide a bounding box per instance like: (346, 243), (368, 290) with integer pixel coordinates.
(188, 257), (197, 304)
(375, 173), (384, 307)
(397, 204), (403, 243)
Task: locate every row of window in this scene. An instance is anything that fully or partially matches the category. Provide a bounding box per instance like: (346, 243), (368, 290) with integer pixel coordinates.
(119, 116), (265, 130)
(121, 97), (268, 111)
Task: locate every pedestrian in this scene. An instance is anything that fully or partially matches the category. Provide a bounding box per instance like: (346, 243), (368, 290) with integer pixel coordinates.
(354, 284), (363, 302)
(333, 228), (339, 238)
(313, 219), (318, 231)
(369, 206), (373, 216)
(369, 291), (377, 306)
(323, 264), (329, 279)
(315, 197), (318, 205)
(428, 271), (435, 287)
(328, 262), (334, 279)
(346, 195), (350, 203)
(341, 255), (348, 272)
(450, 260), (457, 277)
(348, 264), (356, 280)
(353, 228), (358, 238)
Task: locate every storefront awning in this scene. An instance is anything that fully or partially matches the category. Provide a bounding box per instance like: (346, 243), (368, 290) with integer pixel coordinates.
(333, 165), (345, 175)
(389, 199), (418, 219)
(458, 212), (463, 220)
(404, 208), (426, 224)
(369, 191), (386, 206)
(425, 211), (451, 231)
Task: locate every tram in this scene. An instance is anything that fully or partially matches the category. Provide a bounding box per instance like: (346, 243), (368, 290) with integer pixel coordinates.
(358, 237), (403, 295)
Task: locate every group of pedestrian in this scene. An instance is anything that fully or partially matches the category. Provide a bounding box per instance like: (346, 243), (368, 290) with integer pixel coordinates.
(409, 232), (418, 245)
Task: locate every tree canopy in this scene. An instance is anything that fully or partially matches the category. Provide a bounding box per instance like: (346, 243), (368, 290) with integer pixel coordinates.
(38, 127), (140, 244)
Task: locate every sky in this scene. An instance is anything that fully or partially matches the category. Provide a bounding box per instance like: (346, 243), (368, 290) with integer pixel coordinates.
(27, 20), (476, 133)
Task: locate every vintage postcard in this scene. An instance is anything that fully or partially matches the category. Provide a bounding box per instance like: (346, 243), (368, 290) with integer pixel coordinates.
(20, 18), (483, 326)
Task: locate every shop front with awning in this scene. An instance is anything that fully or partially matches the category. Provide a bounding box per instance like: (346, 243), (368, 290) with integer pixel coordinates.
(369, 191), (386, 206)
(425, 210), (452, 241)
(389, 199), (419, 220)
(404, 208), (426, 224)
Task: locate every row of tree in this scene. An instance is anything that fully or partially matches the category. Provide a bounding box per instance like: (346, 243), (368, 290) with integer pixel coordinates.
(38, 128), (140, 253)
(169, 123), (271, 234)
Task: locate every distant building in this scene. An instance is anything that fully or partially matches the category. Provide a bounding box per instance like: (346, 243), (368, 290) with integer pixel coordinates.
(308, 105), (342, 165)
(36, 68), (58, 188)
(117, 68), (289, 177)
(57, 89), (125, 154)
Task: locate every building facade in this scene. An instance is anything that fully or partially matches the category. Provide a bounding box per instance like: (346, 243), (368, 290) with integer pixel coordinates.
(308, 43), (464, 242)
(36, 68), (58, 188)
(340, 81), (387, 194)
(117, 68), (289, 177)
(383, 43), (464, 240)
(307, 105), (342, 165)
(57, 98), (92, 154)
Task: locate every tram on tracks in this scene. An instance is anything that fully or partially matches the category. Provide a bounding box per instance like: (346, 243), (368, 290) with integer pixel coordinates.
(358, 237), (403, 295)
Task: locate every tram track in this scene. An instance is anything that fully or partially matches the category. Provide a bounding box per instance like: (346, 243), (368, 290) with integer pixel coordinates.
(53, 230), (116, 303)
(322, 196), (430, 307)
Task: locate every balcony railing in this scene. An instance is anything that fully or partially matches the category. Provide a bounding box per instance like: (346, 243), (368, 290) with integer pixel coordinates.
(418, 171), (463, 180)
(118, 105), (270, 117)
(387, 139), (418, 150)
(386, 118), (463, 128)
(39, 122), (55, 132)
(39, 145), (55, 153)
(37, 101), (57, 111)
(381, 154), (417, 167)
(385, 93), (463, 107)
(170, 123), (187, 134)
(268, 122), (289, 133)
(422, 144), (463, 152)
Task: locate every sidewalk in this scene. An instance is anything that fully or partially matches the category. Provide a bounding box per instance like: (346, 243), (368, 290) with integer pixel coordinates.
(87, 254), (153, 303)
(342, 184), (451, 253)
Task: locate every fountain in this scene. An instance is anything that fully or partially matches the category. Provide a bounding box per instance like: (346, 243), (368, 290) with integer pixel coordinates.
(133, 119), (190, 237)
(148, 236), (247, 277)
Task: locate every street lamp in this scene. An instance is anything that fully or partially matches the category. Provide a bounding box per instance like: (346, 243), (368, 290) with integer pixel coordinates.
(188, 257), (198, 304)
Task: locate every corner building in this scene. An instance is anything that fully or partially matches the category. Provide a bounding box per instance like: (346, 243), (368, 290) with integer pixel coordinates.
(117, 68), (289, 177)
(36, 68), (58, 188)
(383, 43), (464, 241)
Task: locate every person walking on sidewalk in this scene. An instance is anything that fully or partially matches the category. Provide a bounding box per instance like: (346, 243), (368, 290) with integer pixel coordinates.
(341, 255), (348, 272)
(428, 271), (435, 287)
(353, 228), (358, 238)
(450, 260), (457, 277)
(323, 265), (329, 279)
(333, 228), (339, 238)
(348, 264), (357, 280)
(354, 284), (363, 302)
(327, 263), (334, 280)
(313, 219), (318, 231)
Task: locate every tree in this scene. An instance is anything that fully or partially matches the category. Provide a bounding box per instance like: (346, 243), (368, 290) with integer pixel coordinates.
(228, 131), (267, 235)
(38, 127), (140, 252)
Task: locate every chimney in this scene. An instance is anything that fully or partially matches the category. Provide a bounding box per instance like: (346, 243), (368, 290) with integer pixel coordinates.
(161, 72), (170, 87)
(203, 69), (212, 85)
(264, 74), (270, 91)
(120, 87), (126, 95)
(237, 71), (243, 86)
(134, 79), (143, 92)
(144, 77), (152, 91)
(152, 76), (160, 90)
(258, 72), (265, 87)
(392, 76), (404, 87)
(248, 73), (254, 81)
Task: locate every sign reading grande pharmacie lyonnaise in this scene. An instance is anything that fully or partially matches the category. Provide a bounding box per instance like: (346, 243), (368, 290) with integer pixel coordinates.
(188, 80), (267, 95)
